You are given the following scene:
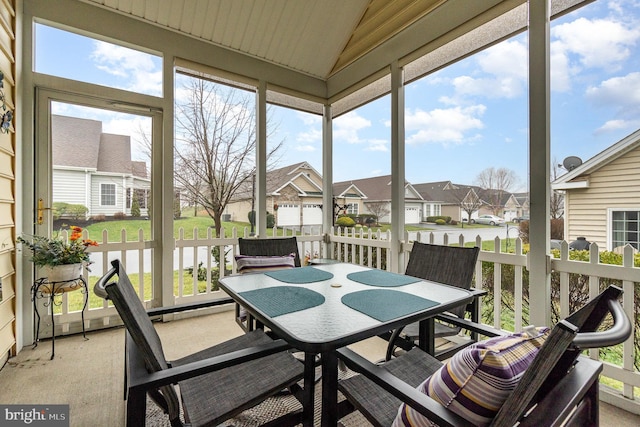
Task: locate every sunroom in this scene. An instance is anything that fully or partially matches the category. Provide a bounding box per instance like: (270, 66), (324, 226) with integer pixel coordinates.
(1, 0), (639, 425)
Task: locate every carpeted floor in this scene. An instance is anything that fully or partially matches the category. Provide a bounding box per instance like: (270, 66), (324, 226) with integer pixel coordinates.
(1, 309), (638, 427)
(145, 366), (371, 427)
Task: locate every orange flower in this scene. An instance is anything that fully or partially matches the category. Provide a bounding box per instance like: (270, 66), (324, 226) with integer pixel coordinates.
(83, 239), (99, 247)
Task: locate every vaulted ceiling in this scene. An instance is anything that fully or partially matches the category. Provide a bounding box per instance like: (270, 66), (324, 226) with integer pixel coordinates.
(82, 0), (451, 79)
(77, 0), (591, 112)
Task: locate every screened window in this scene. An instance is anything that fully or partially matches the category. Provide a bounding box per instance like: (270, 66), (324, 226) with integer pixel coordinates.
(35, 23), (162, 96)
(612, 210), (639, 250)
(101, 183), (116, 206)
(347, 203), (359, 215)
(135, 189), (148, 209)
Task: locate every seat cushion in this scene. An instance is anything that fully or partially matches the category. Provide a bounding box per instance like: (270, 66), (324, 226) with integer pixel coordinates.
(235, 253), (297, 274)
(392, 327), (549, 427)
(175, 329), (304, 427)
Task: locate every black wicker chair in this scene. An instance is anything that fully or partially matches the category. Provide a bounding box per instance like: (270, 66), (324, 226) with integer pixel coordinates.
(385, 242), (480, 361)
(94, 259), (305, 427)
(236, 236), (302, 331)
(337, 285), (631, 427)
(238, 236), (302, 267)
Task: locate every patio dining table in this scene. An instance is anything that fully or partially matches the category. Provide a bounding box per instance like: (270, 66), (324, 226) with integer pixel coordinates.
(218, 262), (479, 427)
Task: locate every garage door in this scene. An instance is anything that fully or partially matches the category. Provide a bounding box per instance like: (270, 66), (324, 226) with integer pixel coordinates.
(303, 204), (322, 225)
(405, 207), (420, 224)
(277, 204), (300, 227)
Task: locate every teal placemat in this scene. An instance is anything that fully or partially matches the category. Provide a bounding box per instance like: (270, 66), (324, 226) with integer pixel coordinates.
(265, 266), (334, 283)
(341, 289), (438, 322)
(239, 286), (325, 317)
(346, 270), (421, 287)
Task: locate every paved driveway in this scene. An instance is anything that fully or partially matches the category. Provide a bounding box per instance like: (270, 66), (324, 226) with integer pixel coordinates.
(407, 224), (520, 245)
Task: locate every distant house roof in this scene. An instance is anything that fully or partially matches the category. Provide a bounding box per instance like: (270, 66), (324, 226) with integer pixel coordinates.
(231, 161), (323, 201)
(413, 181), (478, 205)
(268, 162), (321, 195)
(552, 128), (640, 189)
(52, 115), (102, 169)
(51, 115), (147, 178)
(333, 175), (422, 202)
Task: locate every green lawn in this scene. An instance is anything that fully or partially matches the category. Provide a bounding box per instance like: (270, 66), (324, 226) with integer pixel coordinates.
(84, 217), (434, 242)
(56, 270), (210, 313)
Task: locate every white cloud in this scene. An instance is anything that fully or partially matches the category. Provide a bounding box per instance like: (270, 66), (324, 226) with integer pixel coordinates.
(442, 41), (527, 101)
(552, 17), (639, 71)
(296, 128), (321, 143)
(477, 41), (528, 82)
(586, 72), (640, 122)
(586, 72), (640, 133)
(365, 139), (388, 152)
(296, 111), (321, 126)
(596, 119), (629, 133)
(334, 111), (372, 143)
(91, 41), (162, 95)
(405, 105), (485, 145)
(295, 144), (316, 152)
(586, 72), (640, 108)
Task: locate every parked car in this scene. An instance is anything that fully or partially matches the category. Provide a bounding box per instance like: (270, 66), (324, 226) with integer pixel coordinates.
(471, 215), (505, 226)
(513, 216), (530, 223)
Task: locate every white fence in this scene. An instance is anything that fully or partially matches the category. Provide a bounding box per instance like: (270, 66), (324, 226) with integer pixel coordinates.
(47, 225), (638, 413)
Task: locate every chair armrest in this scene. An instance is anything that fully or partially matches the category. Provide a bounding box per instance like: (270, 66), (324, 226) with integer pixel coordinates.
(94, 262), (235, 317)
(572, 297), (631, 349)
(337, 347), (476, 427)
(126, 333), (294, 392)
(517, 356), (602, 427)
(146, 297), (235, 317)
(434, 313), (508, 338)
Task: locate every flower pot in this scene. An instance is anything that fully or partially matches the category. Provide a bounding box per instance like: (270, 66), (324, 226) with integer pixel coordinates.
(39, 263), (83, 283)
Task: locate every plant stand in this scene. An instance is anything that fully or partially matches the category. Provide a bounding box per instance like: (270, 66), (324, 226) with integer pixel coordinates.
(31, 276), (88, 360)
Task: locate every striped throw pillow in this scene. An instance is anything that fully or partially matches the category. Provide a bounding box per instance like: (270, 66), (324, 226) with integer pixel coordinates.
(235, 253), (297, 274)
(393, 327), (550, 427)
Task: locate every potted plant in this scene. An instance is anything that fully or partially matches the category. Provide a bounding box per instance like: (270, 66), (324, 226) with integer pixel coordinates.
(17, 226), (98, 282)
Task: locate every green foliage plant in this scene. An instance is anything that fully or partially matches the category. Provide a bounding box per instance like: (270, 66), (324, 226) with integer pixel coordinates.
(17, 226), (98, 267)
(131, 197), (141, 217)
(336, 216), (356, 227)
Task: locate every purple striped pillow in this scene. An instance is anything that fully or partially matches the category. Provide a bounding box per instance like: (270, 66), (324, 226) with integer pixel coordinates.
(393, 327), (549, 427)
(235, 253), (296, 274)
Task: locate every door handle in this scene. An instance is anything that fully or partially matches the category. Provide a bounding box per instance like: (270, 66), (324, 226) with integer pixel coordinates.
(37, 198), (52, 225)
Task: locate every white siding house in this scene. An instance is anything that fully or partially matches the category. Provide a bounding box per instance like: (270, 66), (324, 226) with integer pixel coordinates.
(52, 115), (150, 219)
(552, 128), (640, 251)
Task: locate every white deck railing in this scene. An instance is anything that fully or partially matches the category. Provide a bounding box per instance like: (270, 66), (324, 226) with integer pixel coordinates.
(48, 225), (638, 413)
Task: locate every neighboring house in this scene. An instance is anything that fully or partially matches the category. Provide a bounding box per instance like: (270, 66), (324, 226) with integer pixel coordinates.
(413, 181), (524, 222)
(52, 115), (150, 219)
(333, 175), (424, 224)
(512, 192), (531, 218)
(228, 165), (529, 228)
(226, 162), (324, 229)
(476, 188), (521, 221)
(413, 181), (472, 222)
(552, 128), (640, 251)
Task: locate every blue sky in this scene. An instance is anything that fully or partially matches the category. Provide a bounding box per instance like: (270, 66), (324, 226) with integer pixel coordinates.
(35, 0), (640, 191)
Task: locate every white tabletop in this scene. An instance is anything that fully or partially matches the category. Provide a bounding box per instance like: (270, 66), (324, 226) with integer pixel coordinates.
(219, 263), (473, 351)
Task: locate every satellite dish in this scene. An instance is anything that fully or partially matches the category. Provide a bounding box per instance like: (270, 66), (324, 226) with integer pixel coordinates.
(563, 156), (583, 171)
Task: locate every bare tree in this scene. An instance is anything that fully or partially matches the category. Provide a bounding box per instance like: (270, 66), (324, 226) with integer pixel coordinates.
(364, 201), (390, 225)
(475, 167), (518, 216)
(550, 160), (564, 219)
(174, 76), (283, 237)
(453, 187), (483, 227)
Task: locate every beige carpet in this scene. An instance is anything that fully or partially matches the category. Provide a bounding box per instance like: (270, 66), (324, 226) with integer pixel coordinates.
(1, 309), (638, 427)
(145, 368), (371, 427)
